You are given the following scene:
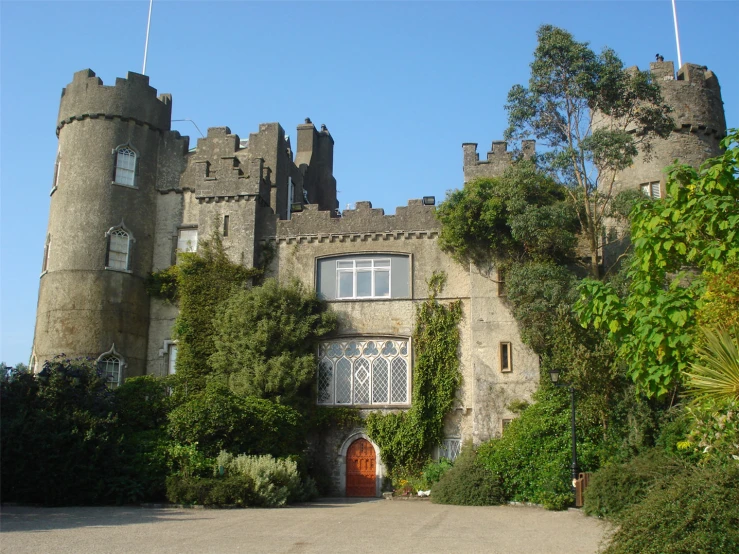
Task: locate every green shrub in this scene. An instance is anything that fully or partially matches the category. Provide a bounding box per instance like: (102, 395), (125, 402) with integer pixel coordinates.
(167, 382), (302, 458)
(476, 386), (602, 509)
(0, 358), (122, 505)
(165, 474), (256, 506)
(431, 446), (505, 506)
(216, 452), (307, 507)
(602, 464), (739, 554)
(583, 449), (686, 520)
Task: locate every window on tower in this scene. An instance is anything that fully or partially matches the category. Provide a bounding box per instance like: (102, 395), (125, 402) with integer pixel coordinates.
(105, 227), (133, 271)
(97, 346), (125, 388)
(113, 145), (137, 187)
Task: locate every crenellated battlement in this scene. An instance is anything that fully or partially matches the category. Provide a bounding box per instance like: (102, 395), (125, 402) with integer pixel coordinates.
(273, 199), (439, 241)
(462, 139), (535, 183)
(57, 69), (172, 135)
(643, 61), (726, 136)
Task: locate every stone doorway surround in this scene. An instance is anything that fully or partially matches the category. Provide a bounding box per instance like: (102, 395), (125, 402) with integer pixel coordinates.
(337, 431), (385, 497)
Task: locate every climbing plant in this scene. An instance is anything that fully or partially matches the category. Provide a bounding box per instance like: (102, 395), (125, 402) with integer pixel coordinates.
(147, 232), (261, 391)
(365, 272), (463, 476)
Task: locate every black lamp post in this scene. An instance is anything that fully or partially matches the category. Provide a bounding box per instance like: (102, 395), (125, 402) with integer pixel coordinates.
(549, 368), (579, 492)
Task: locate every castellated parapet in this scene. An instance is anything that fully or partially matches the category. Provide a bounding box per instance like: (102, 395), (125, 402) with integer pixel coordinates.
(57, 69), (173, 135)
(463, 140), (535, 183)
(272, 199), (439, 243)
(601, 60), (726, 197)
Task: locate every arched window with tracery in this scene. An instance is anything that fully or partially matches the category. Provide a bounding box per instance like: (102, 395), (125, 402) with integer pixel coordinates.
(113, 145), (137, 187)
(105, 226), (133, 271)
(97, 346), (124, 388)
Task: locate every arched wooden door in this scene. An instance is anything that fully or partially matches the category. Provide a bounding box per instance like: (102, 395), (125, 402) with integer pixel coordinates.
(346, 438), (376, 497)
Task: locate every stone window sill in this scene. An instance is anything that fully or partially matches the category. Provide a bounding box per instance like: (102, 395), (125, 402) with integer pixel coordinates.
(112, 181), (139, 190)
(104, 266), (133, 274)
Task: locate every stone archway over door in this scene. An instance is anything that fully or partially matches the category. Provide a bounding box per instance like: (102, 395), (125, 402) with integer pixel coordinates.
(346, 438), (376, 497)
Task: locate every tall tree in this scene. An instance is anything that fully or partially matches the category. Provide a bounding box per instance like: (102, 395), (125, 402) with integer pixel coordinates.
(505, 25), (673, 278)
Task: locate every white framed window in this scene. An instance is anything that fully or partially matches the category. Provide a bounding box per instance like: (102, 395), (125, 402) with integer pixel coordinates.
(316, 254), (410, 301)
(41, 234), (51, 273)
(337, 258), (391, 299)
(51, 147), (61, 193)
(97, 345), (125, 388)
(167, 343), (178, 375)
(438, 438), (462, 461)
(105, 227), (132, 271)
(500, 342), (512, 373)
(640, 181), (661, 199)
(317, 338), (410, 406)
(113, 145), (137, 187)
(177, 228), (198, 253)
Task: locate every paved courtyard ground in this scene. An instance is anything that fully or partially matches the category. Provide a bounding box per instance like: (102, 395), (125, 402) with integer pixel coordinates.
(0, 499), (610, 554)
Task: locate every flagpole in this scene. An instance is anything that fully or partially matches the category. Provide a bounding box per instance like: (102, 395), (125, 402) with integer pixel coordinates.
(671, 0), (683, 68)
(142, 0), (154, 74)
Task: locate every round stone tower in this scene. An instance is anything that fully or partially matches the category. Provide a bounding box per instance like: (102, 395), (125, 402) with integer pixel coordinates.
(612, 60), (726, 196)
(32, 69), (174, 380)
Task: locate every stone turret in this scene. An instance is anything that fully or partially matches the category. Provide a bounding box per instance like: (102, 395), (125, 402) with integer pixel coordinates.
(608, 60), (726, 197)
(33, 69), (186, 379)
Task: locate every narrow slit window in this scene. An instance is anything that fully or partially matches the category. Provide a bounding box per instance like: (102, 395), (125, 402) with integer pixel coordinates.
(500, 342), (512, 373)
(223, 215), (229, 237)
(42, 234), (51, 273)
(167, 344), (178, 375)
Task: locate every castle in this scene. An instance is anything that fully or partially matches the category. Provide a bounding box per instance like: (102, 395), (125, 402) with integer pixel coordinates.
(31, 60), (725, 496)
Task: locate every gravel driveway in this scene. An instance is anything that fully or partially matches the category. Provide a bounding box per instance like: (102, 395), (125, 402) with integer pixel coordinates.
(1, 499), (610, 554)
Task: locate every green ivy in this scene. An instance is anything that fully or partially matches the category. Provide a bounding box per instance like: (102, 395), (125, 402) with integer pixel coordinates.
(365, 272), (463, 475)
(147, 233), (261, 391)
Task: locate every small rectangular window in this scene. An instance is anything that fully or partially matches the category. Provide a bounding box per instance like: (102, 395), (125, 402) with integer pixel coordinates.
(640, 181), (661, 199)
(502, 418), (513, 433)
(223, 215), (229, 237)
(177, 228), (198, 253)
(500, 342), (512, 373)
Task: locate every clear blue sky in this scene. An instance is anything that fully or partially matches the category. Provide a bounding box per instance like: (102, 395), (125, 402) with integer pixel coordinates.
(1, 1), (737, 365)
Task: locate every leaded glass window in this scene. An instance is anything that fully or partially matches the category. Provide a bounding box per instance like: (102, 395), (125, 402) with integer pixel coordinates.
(98, 355), (122, 388)
(106, 228), (130, 270)
(114, 146), (137, 186)
(317, 338), (410, 406)
(438, 438), (462, 461)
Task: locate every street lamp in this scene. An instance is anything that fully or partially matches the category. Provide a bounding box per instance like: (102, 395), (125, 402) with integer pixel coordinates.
(549, 369), (579, 492)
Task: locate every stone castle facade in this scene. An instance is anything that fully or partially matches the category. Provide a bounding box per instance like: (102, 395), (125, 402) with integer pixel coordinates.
(32, 60), (725, 495)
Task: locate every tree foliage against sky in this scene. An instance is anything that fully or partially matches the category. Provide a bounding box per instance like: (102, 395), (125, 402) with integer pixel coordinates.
(505, 25), (673, 278)
(436, 160), (578, 267)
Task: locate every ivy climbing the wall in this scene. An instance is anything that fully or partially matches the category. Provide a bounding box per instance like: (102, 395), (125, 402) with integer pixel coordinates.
(147, 233), (262, 391)
(366, 271), (463, 477)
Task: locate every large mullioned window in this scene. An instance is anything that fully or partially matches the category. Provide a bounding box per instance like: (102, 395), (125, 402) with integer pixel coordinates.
(317, 338), (410, 406)
(336, 258), (390, 299)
